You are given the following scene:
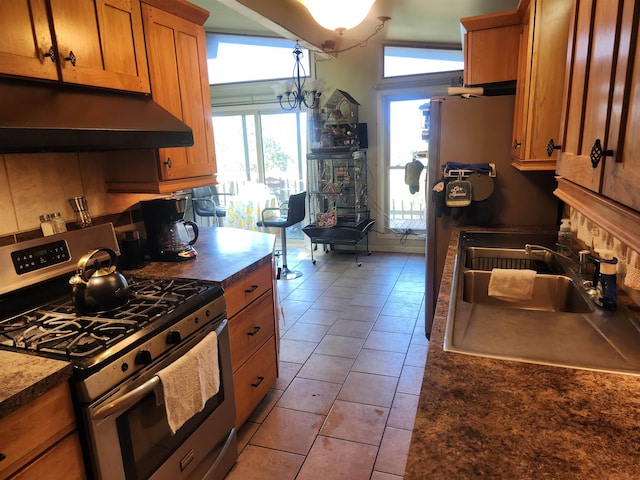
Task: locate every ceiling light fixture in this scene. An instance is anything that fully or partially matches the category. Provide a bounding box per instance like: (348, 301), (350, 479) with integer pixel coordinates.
(322, 16), (391, 53)
(272, 43), (325, 111)
(300, 0), (376, 35)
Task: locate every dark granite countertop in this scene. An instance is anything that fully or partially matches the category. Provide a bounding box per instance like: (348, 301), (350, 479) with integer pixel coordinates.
(405, 228), (640, 479)
(126, 227), (276, 287)
(0, 227), (275, 420)
(0, 351), (73, 418)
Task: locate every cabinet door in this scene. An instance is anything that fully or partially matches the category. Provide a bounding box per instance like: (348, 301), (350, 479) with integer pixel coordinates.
(0, 0), (58, 80)
(463, 23), (520, 85)
(511, 3), (531, 165)
(141, 4), (216, 181)
(601, 1), (640, 211)
(511, 0), (571, 171)
(557, 0), (626, 191)
(49, 0), (150, 92)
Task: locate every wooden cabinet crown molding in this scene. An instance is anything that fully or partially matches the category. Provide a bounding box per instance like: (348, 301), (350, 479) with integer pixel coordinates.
(460, 9), (520, 31)
(141, 0), (209, 25)
(554, 177), (640, 254)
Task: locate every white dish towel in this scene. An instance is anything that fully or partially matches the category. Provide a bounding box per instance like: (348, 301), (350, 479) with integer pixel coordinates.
(488, 268), (536, 302)
(156, 331), (220, 434)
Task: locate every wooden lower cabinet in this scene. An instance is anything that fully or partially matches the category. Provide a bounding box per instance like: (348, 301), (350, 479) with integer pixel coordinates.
(225, 259), (278, 429)
(0, 382), (85, 479)
(232, 336), (278, 429)
(229, 292), (276, 373)
(11, 433), (85, 480)
(224, 263), (274, 319)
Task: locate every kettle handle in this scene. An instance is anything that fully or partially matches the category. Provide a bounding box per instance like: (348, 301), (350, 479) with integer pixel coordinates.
(76, 248), (118, 282)
(185, 221), (199, 245)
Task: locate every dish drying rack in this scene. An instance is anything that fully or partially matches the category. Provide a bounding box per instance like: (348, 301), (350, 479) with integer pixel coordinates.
(443, 163), (497, 178)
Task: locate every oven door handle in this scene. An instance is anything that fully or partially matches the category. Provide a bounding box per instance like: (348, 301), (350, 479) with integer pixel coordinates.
(91, 376), (161, 421)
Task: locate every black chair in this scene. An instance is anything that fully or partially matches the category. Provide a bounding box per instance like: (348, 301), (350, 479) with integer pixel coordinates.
(192, 185), (227, 226)
(257, 191), (306, 280)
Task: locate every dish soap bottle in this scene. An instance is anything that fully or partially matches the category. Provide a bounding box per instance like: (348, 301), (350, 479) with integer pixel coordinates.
(557, 218), (572, 254)
(595, 249), (618, 311)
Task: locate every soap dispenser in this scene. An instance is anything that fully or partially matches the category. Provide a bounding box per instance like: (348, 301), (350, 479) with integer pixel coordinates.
(557, 218), (572, 254)
(595, 249), (618, 311)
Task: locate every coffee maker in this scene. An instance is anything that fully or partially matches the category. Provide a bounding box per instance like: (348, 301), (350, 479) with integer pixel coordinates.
(140, 196), (199, 261)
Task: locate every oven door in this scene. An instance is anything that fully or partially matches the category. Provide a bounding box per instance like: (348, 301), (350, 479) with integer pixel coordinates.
(84, 319), (237, 480)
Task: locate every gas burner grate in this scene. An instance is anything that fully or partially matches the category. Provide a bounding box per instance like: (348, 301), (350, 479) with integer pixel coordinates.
(5, 314), (140, 357)
(0, 277), (220, 358)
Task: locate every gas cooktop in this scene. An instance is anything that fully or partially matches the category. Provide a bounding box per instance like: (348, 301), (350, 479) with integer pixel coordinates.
(0, 277), (221, 360)
(0, 225), (225, 380)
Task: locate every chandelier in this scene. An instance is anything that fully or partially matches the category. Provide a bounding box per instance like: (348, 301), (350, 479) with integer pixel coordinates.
(300, 0), (375, 35)
(272, 43), (324, 111)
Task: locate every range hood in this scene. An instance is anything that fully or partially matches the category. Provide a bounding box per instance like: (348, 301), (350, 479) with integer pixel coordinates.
(0, 78), (194, 153)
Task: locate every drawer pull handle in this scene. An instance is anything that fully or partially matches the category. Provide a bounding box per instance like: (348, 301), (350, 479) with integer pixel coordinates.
(245, 284), (259, 293)
(251, 376), (265, 388)
(248, 326), (261, 336)
(0, 452), (5, 462)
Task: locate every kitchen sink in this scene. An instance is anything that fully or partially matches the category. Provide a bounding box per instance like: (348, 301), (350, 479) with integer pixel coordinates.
(464, 246), (566, 274)
(444, 231), (640, 376)
(462, 271), (593, 313)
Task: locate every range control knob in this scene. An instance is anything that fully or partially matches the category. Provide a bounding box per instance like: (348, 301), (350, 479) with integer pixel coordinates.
(135, 349), (152, 365)
(166, 330), (181, 345)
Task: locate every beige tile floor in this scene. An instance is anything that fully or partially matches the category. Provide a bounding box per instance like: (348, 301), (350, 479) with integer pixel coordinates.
(226, 243), (428, 480)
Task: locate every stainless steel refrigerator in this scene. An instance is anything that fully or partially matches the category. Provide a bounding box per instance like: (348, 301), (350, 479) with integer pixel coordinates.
(424, 94), (559, 337)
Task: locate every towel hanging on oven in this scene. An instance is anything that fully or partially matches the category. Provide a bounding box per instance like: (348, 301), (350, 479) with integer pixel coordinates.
(156, 331), (220, 434)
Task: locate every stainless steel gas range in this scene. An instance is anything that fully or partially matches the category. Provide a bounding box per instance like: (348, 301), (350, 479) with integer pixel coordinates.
(0, 224), (237, 480)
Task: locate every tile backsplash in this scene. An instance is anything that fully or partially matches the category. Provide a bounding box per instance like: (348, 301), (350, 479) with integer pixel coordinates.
(0, 152), (159, 243)
(570, 208), (640, 292)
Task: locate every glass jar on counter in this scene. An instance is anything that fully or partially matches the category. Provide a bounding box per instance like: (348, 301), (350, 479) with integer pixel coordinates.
(51, 212), (67, 233)
(40, 214), (54, 236)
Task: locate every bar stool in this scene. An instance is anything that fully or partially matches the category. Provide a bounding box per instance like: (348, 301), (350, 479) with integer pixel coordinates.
(257, 191), (306, 280)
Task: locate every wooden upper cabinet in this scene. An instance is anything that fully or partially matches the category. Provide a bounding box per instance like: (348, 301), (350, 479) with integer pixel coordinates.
(511, 0), (572, 171)
(0, 0), (58, 80)
(557, 0), (631, 193)
(0, 0), (150, 93)
(461, 10), (520, 86)
(601, 1), (640, 211)
(141, 4), (216, 181)
(49, 0), (150, 92)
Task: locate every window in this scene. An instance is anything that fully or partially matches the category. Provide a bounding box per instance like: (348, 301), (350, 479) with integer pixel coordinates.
(383, 46), (463, 78)
(212, 110), (307, 205)
(378, 71), (460, 233)
(386, 97), (429, 231)
(207, 35), (311, 232)
(206, 34), (311, 85)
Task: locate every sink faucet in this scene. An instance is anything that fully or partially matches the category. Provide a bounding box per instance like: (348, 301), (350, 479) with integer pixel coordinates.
(524, 243), (575, 261)
(525, 244), (599, 292)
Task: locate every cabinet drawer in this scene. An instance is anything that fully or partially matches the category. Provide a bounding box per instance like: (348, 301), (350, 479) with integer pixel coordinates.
(233, 335), (277, 428)
(229, 292), (275, 373)
(11, 432), (86, 480)
(0, 383), (76, 479)
(224, 262), (273, 318)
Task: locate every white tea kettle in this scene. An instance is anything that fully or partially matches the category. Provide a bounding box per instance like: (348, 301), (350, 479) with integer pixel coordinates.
(69, 248), (130, 312)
